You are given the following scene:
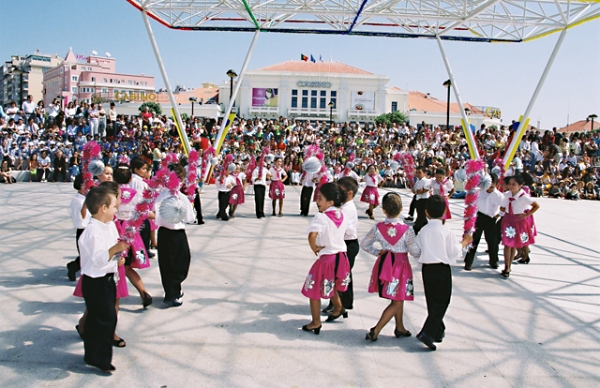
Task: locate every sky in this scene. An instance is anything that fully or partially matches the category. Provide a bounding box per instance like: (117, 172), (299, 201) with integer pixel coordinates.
(1, 0), (598, 129)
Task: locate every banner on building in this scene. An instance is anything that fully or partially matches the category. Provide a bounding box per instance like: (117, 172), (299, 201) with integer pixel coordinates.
(252, 88), (279, 107)
(351, 91), (375, 111)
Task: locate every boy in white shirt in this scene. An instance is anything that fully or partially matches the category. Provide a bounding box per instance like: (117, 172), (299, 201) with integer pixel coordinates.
(216, 163), (236, 221)
(415, 195), (471, 350)
(412, 166), (431, 234)
(67, 174), (91, 281)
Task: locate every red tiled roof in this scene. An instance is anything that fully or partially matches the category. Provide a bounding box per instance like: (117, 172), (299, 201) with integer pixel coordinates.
(256, 60), (372, 75)
(558, 119), (600, 133)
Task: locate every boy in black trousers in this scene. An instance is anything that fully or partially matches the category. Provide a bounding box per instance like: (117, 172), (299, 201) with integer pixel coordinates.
(415, 195), (472, 350)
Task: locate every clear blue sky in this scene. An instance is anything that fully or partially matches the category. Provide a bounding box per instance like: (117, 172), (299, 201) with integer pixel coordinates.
(1, 0), (598, 128)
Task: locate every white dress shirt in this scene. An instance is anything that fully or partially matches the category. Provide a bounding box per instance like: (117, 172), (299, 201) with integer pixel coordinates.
(364, 174), (383, 187)
(216, 174), (236, 192)
(301, 171), (316, 187)
(70, 192), (91, 229)
(341, 200), (358, 240)
(501, 189), (534, 215)
(155, 191), (195, 230)
(269, 167), (287, 181)
(307, 207), (348, 256)
(478, 189), (503, 218)
(414, 177), (431, 200)
(431, 179), (454, 197)
(416, 219), (463, 265)
(252, 168), (268, 185)
(79, 218), (119, 278)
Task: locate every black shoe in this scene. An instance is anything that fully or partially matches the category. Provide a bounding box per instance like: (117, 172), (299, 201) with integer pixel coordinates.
(517, 257), (530, 264)
(195, 220), (205, 225)
(85, 359), (116, 372)
(394, 329), (412, 338)
(365, 327), (378, 342)
(326, 309), (348, 322)
(148, 251), (155, 259)
(322, 302), (334, 315)
(221, 217), (229, 221)
(501, 269), (511, 278)
(489, 262), (499, 269)
(404, 216), (414, 222)
(75, 325), (83, 340)
(302, 324), (321, 335)
(112, 337), (126, 348)
(464, 266), (472, 271)
(142, 292), (153, 308)
(417, 332), (437, 350)
(67, 264), (76, 281)
(434, 332), (445, 343)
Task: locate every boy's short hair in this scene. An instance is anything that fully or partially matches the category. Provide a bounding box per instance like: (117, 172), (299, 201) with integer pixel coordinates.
(382, 192), (402, 217)
(416, 166), (428, 174)
(85, 187), (112, 215)
(73, 174), (83, 191)
(168, 162), (186, 181)
(130, 156), (149, 172)
(435, 168), (445, 176)
(113, 164), (132, 184)
(426, 195), (446, 219)
(337, 176), (359, 198)
(99, 181), (120, 197)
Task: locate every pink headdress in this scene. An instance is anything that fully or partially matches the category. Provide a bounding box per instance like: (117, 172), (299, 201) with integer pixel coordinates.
(201, 147), (216, 181)
(245, 153), (257, 178)
(183, 149), (200, 202)
(257, 147), (270, 179)
(81, 141), (102, 194)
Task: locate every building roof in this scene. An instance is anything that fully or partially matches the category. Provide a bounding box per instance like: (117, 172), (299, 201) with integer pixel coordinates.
(256, 60), (372, 75)
(64, 48), (77, 63)
(558, 119), (600, 133)
(408, 91), (484, 115)
(156, 86), (219, 104)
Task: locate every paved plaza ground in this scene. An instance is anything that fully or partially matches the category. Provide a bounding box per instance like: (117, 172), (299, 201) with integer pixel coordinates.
(0, 183), (599, 387)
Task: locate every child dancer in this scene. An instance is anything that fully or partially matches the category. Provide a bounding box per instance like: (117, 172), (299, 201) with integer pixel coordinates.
(130, 157), (154, 258)
(430, 168), (455, 221)
(301, 182), (351, 335)
(67, 174), (91, 281)
(299, 168), (316, 216)
(464, 173), (503, 270)
(415, 195), (472, 351)
(155, 162), (195, 306)
(269, 157), (287, 216)
(361, 192), (421, 341)
(499, 175), (540, 278)
(228, 164), (245, 218)
(360, 165), (383, 220)
(79, 186), (128, 372)
(252, 149), (269, 219)
(216, 163), (236, 221)
(412, 166), (431, 235)
(336, 177), (360, 310)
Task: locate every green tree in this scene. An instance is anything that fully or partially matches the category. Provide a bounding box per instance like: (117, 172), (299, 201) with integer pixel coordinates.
(374, 111), (407, 127)
(139, 101), (162, 115)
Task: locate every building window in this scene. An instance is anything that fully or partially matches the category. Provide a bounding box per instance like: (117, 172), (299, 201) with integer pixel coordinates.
(72, 76), (78, 82)
(72, 87), (76, 93)
(310, 90), (317, 109)
(80, 88), (84, 93)
(391, 101), (398, 112)
(91, 77), (96, 82)
(102, 88), (107, 93)
(103, 78), (107, 82)
(320, 98), (326, 109)
(109, 79), (113, 83)
(331, 91), (337, 97)
(320, 90), (326, 97)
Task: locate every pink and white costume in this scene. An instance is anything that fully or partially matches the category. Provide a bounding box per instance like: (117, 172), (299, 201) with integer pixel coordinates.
(302, 207), (351, 300)
(500, 189), (536, 248)
(431, 178), (454, 220)
(360, 174), (383, 206)
(361, 218), (421, 301)
(229, 172), (245, 205)
(268, 167), (287, 200)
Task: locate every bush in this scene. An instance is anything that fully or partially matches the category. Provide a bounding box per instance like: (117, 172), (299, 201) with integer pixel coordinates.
(139, 102), (162, 115)
(375, 111), (407, 127)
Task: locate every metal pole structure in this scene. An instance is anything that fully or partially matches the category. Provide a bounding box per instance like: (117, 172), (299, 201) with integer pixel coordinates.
(444, 80), (451, 130)
(140, 9), (191, 155)
(436, 35), (479, 160)
(503, 28), (568, 169)
(213, 29), (260, 155)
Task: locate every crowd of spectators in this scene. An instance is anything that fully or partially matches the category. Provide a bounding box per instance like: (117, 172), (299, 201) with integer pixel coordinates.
(1, 96), (599, 201)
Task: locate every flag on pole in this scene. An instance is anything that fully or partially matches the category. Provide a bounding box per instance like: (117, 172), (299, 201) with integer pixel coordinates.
(301, 54), (308, 61)
(310, 54), (316, 63)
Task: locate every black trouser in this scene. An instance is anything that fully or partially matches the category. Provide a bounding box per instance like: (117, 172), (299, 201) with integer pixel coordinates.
(464, 212), (499, 267)
(254, 184), (265, 218)
(82, 274), (117, 368)
(67, 228), (85, 273)
(338, 239), (359, 309)
(140, 218), (151, 253)
(53, 167), (68, 182)
(217, 191), (231, 220)
(408, 194), (417, 217)
(413, 198), (429, 235)
(421, 263), (452, 339)
(157, 227), (191, 302)
(300, 186), (313, 216)
(193, 187), (203, 223)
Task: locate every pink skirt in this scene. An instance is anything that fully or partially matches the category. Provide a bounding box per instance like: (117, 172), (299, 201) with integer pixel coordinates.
(301, 252), (350, 300)
(501, 213), (536, 248)
(229, 185), (245, 205)
(115, 220), (150, 269)
(73, 265), (129, 298)
(369, 252), (414, 301)
(361, 186), (380, 206)
(442, 197), (452, 220)
(269, 180), (285, 200)
(524, 209), (537, 237)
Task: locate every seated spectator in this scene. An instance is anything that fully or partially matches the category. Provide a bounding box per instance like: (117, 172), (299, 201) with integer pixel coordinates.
(0, 159), (15, 184)
(38, 150), (51, 182)
(565, 184), (580, 200)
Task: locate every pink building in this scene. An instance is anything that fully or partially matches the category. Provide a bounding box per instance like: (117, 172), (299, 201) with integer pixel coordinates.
(43, 48), (154, 106)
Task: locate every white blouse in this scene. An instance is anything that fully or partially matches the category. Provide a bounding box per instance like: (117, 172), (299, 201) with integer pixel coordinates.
(501, 189), (534, 215)
(306, 206), (348, 256)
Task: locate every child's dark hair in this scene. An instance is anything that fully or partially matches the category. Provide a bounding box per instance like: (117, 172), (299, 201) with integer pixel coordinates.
(490, 173), (499, 185)
(85, 186), (113, 215)
(168, 162), (186, 181)
(426, 194), (446, 219)
(73, 174), (83, 191)
(435, 168), (446, 176)
(382, 192), (402, 217)
(113, 163), (132, 184)
(130, 156), (149, 173)
(507, 175), (524, 185)
(319, 182), (343, 207)
(416, 166), (428, 174)
(337, 176), (359, 199)
(99, 181), (120, 197)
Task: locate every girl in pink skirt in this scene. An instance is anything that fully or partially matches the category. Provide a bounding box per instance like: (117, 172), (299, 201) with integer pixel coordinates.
(360, 192), (421, 341)
(302, 182), (351, 335)
(228, 164), (245, 218)
(499, 175), (540, 278)
(431, 168), (455, 221)
(360, 165), (383, 219)
(269, 157), (287, 216)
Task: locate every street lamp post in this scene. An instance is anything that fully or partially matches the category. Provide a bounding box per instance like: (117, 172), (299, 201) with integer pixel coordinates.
(226, 69), (237, 110)
(443, 79), (451, 130)
(189, 97), (197, 117)
(588, 114), (598, 132)
(328, 100), (334, 129)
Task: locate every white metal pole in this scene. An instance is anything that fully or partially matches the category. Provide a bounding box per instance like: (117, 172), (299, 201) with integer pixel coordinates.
(503, 28), (568, 166)
(436, 35), (479, 160)
(214, 29), (260, 155)
(141, 10), (192, 154)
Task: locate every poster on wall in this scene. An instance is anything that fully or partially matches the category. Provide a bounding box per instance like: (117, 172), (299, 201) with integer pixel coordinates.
(351, 91), (375, 111)
(252, 88), (279, 107)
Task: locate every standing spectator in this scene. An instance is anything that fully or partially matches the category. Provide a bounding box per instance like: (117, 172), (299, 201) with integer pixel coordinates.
(53, 149), (68, 182)
(22, 95), (36, 121)
(88, 103), (99, 136)
(98, 104), (107, 137)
